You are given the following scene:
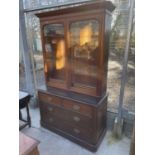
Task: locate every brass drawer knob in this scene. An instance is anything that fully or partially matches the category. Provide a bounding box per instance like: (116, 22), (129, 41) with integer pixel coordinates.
(48, 107), (53, 112)
(73, 105), (80, 111)
(73, 128), (80, 134)
(49, 118), (53, 122)
(73, 116), (80, 122)
(47, 97), (53, 102)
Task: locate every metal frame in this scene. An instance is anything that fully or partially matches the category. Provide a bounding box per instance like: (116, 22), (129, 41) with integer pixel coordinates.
(20, 0), (35, 95)
(118, 0), (134, 121)
(23, 0), (93, 13)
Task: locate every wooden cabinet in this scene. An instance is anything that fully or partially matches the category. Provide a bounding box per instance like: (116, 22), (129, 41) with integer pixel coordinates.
(36, 0), (115, 152)
(38, 89), (107, 150)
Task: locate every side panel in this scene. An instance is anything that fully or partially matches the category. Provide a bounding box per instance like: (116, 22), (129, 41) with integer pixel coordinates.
(102, 11), (112, 93)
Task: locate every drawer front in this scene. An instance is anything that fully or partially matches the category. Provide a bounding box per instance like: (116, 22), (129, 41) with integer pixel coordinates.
(38, 91), (93, 118)
(39, 102), (93, 129)
(38, 92), (62, 107)
(62, 99), (93, 117)
(44, 114), (94, 143)
(39, 102), (55, 121)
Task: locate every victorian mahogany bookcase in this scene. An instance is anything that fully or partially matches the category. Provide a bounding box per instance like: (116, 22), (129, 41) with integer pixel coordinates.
(36, 0), (115, 151)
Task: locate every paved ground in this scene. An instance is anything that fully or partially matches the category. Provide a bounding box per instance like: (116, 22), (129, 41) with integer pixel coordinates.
(20, 106), (131, 155)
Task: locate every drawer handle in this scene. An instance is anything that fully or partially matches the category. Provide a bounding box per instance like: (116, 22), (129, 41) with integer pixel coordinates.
(73, 116), (80, 122)
(49, 118), (53, 122)
(48, 107), (53, 112)
(47, 97), (53, 102)
(73, 128), (80, 134)
(73, 105), (80, 111)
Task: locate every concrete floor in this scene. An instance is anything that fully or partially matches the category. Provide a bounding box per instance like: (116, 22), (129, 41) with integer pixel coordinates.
(20, 106), (131, 155)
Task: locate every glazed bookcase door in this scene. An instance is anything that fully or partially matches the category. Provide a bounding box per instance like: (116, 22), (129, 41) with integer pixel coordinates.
(69, 19), (100, 95)
(43, 23), (67, 86)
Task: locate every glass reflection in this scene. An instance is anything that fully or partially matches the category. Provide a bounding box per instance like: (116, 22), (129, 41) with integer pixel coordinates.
(44, 24), (66, 81)
(70, 20), (99, 87)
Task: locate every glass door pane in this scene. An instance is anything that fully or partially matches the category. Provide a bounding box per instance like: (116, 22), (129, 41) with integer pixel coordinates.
(44, 24), (66, 82)
(69, 19), (99, 88)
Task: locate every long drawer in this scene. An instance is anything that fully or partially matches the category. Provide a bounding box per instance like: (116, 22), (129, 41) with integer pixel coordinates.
(39, 102), (93, 129)
(38, 91), (93, 117)
(40, 109), (94, 143)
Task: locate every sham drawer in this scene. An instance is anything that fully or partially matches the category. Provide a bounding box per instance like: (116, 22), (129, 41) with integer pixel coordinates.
(38, 91), (94, 118)
(38, 92), (62, 107)
(62, 99), (93, 117)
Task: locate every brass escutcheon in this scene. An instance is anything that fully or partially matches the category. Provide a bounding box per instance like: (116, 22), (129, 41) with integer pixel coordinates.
(48, 107), (53, 112)
(73, 105), (80, 111)
(47, 97), (52, 102)
(49, 118), (53, 122)
(73, 116), (80, 122)
(73, 128), (80, 134)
